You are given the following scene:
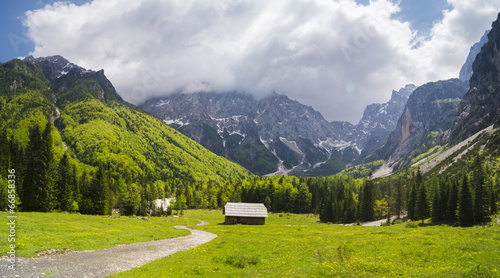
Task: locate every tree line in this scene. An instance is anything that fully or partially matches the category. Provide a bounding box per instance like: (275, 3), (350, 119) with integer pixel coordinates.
(0, 121), (498, 227)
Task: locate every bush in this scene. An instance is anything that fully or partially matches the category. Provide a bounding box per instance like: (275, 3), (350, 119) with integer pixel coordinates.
(392, 219), (403, 225)
(380, 222), (391, 226)
(405, 221), (419, 228)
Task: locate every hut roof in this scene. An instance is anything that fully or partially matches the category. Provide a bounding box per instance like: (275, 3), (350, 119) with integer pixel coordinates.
(224, 202), (268, 218)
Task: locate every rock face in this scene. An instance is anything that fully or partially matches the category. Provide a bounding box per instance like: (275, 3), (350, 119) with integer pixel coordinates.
(140, 84), (415, 176)
(24, 55), (122, 107)
(459, 30), (490, 86)
(353, 84), (416, 164)
(141, 92), (355, 175)
(448, 13), (500, 142)
(24, 55), (86, 82)
(367, 79), (468, 169)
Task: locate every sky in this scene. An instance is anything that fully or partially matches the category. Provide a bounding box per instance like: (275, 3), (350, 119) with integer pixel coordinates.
(1, 0), (500, 124)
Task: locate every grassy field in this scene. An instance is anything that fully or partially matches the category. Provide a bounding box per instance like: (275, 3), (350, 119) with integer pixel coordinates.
(1, 211), (499, 277)
(0, 212), (198, 257)
(112, 210), (500, 278)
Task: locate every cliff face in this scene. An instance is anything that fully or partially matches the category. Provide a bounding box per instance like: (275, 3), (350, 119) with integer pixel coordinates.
(353, 84), (415, 164)
(459, 30), (490, 86)
(448, 13), (500, 142)
(368, 79), (468, 169)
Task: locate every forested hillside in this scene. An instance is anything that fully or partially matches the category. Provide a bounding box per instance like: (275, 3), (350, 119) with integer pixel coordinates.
(0, 58), (251, 215)
(0, 50), (498, 227)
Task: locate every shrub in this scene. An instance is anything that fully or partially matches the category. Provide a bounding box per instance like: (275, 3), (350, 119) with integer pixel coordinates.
(405, 221), (419, 228)
(392, 219), (403, 225)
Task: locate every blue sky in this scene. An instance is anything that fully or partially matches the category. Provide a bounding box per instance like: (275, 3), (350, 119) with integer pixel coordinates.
(1, 0), (498, 123)
(0, 0), (89, 62)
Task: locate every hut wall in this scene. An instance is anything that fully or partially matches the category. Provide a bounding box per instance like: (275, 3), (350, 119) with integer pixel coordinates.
(225, 216), (265, 225)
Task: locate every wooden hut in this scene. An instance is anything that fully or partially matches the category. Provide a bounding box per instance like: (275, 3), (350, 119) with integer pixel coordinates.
(223, 202), (268, 225)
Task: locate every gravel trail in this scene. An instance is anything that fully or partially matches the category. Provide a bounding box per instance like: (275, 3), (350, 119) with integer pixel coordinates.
(1, 220), (216, 278)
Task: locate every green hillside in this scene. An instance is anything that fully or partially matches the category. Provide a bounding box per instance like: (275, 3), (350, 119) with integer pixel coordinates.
(0, 59), (251, 214)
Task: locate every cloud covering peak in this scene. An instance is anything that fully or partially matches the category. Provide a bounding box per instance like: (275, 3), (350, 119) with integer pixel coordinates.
(23, 0), (500, 123)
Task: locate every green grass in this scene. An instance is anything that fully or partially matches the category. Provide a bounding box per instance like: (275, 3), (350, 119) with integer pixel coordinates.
(0, 212), (198, 257)
(113, 210), (500, 278)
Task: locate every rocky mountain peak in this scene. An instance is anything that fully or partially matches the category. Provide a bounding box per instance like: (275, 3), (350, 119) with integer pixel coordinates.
(23, 55), (122, 106)
(24, 55), (87, 82)
(459, 30), (490, 85)
(368, 79), (468, 169)
(352, 84), (416, 164)
(448, 13), (500, 142)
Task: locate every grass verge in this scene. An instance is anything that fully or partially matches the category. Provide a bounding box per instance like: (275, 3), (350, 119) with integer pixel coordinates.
(0, 212), (198, 257)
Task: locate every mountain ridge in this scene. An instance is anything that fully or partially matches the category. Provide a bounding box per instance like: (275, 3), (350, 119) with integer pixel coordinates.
(448, 13), (500, 142)
(139, 84), (415, 176)
(1, 57), (252, 184)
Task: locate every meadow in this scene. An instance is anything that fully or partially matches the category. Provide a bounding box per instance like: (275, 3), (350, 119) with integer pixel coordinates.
(1, 210), (499, 277)
(0, 212), (198, 257)
(113, 210), (500, 278)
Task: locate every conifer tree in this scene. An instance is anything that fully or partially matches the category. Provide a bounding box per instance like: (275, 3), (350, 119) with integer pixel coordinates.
(459, 174), (474, 227)
(361, 178), (375, 221)
(79, 170), (93, 214)
(319, 191), (333, 222)
(0, 128), (11, 173)
(472, 155), (488, 223)
(0, 130), (12, 210)
(295, 182), (312, 213)
(395, 180), (403, 219)
(58, 153), (76, 212)
(22, 125), (43, 211)
(431, 177), (441, 222)
(10, 136), (24, 204)
(447, 180), (459, 223)
(90, 166), (111, 215)
(489, 178), (497, 216)
(416, 170), (429, 224)
(38, 122), (57, 212)
(344, 189), (356, 223)
(408, 181), (417, 221)
(438, 176), (449, 221)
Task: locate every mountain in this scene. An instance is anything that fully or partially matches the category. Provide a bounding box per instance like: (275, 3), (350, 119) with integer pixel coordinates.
(448, 13), (500, 142)
(367, 79), (468, 170)
(140, 85), (415, 176)
(459, 30), (490, 85)
(0, 57), (251, 185)
(24, 55), (87, 83)
(353, 84), (416, 164)
(140, 92), (350, 176)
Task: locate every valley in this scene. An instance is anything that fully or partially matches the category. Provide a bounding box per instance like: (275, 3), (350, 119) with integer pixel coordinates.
(1, 3), (500, 278)
(1, 210), (498, 277)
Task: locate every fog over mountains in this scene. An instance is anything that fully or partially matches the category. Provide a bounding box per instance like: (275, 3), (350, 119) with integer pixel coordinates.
(139, 23), (493, 176)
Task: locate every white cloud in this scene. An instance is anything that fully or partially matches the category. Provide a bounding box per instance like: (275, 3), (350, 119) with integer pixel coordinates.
(23, 0), (500, 123)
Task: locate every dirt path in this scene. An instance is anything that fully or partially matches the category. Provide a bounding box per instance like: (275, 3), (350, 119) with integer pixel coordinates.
(361, 216), (399, 227)
(1, 220), (216, 278)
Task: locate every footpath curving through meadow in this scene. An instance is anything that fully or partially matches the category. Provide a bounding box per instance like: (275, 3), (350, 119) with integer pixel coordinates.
(1, 220), (216, 278)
